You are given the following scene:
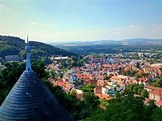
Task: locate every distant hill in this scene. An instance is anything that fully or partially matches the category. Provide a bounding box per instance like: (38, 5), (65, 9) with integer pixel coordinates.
(52, 38), (162, 47)
(52, 38), (162, 55)
(121, 38), (162, 45)
(0, 35), (76, 62)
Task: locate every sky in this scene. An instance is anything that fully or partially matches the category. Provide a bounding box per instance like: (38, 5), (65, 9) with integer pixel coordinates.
(0, 0), (162, 42)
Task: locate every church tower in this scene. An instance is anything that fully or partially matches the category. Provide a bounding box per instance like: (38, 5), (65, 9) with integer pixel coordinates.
(0, 37), (75, 121)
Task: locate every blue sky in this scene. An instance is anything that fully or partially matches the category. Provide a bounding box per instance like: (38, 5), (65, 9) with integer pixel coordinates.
(0, 0), (162, 42)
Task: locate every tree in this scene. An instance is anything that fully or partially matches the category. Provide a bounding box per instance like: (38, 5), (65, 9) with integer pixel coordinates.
(79, 84), (97, 92)
(144, 100), (158, 121)
(104, 75), (111, 80)
(135, 73), (141, 78)
(59, 73), (63, 78)
(80, 92), (100, 119)
(138, 83), (144, 89)
(149, 77), (162, 88)
(85, 92), (147, 121)
(138, 88), (143, 95)
(133, 86), (138, 94)
(141, 89), (148, 98)
(126, 84), (136, 91)
(152, 107), (162, 121)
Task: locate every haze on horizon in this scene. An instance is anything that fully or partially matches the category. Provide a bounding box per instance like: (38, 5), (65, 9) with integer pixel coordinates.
(0, 0), (162, 43)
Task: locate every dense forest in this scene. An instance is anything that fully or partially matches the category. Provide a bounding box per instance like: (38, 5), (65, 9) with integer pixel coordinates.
(0, 35), (76, 63)
(0, 61), (162, 121)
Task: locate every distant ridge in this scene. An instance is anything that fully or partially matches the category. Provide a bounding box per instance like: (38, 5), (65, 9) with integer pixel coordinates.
(51, 38), (162, 46)
(52, 38), (162, 55)
(0, 35), (76, 60)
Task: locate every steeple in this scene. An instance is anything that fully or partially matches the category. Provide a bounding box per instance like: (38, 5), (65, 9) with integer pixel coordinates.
(0, 36), (75, 121)
(25, 36), (33, 72)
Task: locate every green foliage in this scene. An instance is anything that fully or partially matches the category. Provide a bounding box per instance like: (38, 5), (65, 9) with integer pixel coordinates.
(141, 89), (149, 98)
(85, 92), (159, 121)
(0, 35), (76, 64)
(79, 84), (97, 92)
(133, 86), (138, 94)
(124, 83), (148, 98)
(59, 56), (84, 69)
(135, 72), (149, 79)
(152, 107), (162, 121)
(144, 100), (158, 121)
(48, 70), (57, 80)
(104, 75), (111, 80)
(100, 99), (108, 106)
(138, 83), (144, 89)
(44, 82), (99, 120)
(125, 84), (136, 91)
(138, 88), (143, 95)
(122, 70), (138, 77)
(149, 77), (162, 87)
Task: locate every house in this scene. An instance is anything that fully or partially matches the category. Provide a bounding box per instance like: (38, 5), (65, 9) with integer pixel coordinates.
(74, 89), (84, 99)
(84, 79), (97, 85)
(145, 85), (162, 102)
(54, 79), (73, 93)
(48, 78), (55, 84)
(102, 86), (109, 94)
(149, 89), (162, 101)
(96, 75), (105, 80)
(144, 98), (150, 105)
(69, 75), (78, 83)
(110, 76), (123, 82)
(144, 85), (162, 93)
(94, 86), (102, 94)
(96, 94), (112, 100)
(155, 100), (162, 107)
(110, 76), (126, 85)
(139, 76), (148, 85)
(97, 80), (107, 86)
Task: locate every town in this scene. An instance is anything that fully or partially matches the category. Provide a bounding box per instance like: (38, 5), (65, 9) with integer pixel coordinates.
(47, 52), (162, 108)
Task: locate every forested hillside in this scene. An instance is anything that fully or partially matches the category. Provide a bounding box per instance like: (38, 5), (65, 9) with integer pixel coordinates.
(0, 35), (76, 63)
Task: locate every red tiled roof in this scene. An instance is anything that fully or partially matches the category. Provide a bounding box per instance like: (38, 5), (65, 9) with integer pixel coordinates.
(97, 80), (107, 86)
(145, 85), (162, 91)
(138, 69), (143, 73)
(54, 80), (71, 92)
(94, 86), (102, 94)
(111, 76), (123, 81)
(76, 93), (84, 99)
(84, 80), (97, 85)
(155, 100), (162, 107)
(144, 98), (150, 104)
(96, 94), (112, 100)
(150, 89), (162, 97)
